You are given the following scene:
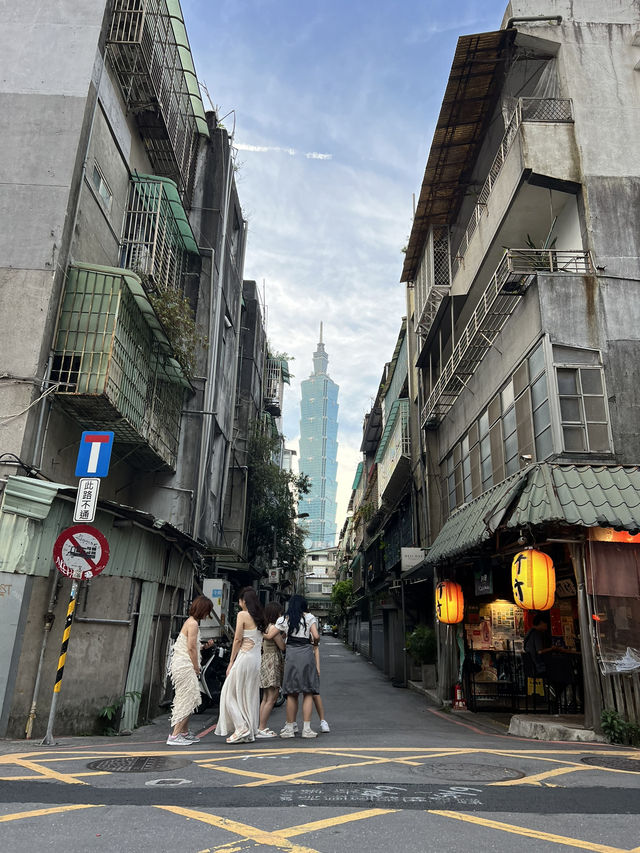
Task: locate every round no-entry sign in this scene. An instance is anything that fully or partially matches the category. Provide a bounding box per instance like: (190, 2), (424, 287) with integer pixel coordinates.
(53, 524), (110, 580)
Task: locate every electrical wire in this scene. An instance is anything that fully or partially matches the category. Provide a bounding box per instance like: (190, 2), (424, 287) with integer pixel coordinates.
(0, 382), (62, 425)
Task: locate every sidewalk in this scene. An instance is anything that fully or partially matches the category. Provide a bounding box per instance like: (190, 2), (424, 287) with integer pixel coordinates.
(407, 679), (606, 743)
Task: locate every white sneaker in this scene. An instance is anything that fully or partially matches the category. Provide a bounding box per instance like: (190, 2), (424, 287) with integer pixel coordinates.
(183, 731), (201, 742)
(166, 734), (191, 746)
(302, 728), (318, 738)
(319, 719), (330, 733)
(292, 722), (299, 733)
(280, 726), (295, 738)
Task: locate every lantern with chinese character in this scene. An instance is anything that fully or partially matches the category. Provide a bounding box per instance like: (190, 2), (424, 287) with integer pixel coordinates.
(511, 548), (555, 610)
(435, 580), (464, 624)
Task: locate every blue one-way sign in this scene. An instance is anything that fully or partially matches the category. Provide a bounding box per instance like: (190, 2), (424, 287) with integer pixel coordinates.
(75, 431), (115, 478)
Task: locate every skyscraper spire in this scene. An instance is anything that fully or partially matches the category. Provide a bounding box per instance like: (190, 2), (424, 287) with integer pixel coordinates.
(312, 321), (329, 375)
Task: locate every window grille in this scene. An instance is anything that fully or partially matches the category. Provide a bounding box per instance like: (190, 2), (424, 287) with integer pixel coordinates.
(107, 0), (202, 200)
(120, 175), (197, 292)
(51, 264), (185, 470)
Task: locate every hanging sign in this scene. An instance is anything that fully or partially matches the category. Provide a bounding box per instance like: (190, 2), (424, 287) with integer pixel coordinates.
(74, 431), (114, 478)
(53, 525), (110, 580)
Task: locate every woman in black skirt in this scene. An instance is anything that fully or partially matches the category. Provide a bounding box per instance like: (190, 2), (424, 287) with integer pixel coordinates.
(276, 595), (320, 738)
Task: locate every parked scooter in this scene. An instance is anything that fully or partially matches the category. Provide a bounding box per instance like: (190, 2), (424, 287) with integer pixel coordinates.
(196, 637), (230, 713)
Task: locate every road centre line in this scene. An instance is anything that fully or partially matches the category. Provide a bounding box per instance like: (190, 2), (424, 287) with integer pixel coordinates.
(0, 804), (103, 823)
(428, 809), (633, 853)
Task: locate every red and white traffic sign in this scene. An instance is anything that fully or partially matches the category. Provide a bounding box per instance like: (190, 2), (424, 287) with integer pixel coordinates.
(53, 525), (110, 580)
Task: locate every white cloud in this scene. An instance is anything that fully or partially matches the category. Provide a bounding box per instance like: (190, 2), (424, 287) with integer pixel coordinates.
(305, 152), (332, 160)
(236, 142), (332, 160)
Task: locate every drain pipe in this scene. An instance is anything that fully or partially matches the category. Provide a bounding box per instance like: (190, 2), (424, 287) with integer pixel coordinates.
(506, 15), (562, 28)
(25, 569), (59, 739)
(193, 128), (235, 540)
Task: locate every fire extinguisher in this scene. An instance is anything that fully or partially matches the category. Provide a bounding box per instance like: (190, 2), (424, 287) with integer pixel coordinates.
(453, 682), (466, 710)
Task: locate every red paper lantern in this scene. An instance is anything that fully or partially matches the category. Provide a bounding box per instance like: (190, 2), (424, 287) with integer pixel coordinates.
(436, 580), (464, 624)
(511, 548), (555, 610)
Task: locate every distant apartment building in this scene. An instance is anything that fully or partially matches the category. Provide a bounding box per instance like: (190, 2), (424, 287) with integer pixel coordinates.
(299, 325), (339, 548)
(304, 546), (338, 623)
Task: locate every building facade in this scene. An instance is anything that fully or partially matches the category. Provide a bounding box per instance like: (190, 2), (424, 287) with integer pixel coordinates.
(400, 0), (640, 725)
(299, 325), (339, 548)
(0, 0), (255, 737)
(303, 546), (338, 624)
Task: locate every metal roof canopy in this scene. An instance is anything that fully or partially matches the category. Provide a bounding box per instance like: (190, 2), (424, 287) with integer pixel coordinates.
(425, 463), (640, 567)
(401, 29), (516, 284)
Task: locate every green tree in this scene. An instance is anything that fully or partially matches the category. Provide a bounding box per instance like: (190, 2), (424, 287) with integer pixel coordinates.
(330, 579), (353, 626)
(245, 424), (309, 581)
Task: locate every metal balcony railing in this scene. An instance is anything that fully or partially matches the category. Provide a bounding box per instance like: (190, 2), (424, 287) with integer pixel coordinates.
(421, 248), (592, 428)
(452, 98), (574, 279)
(51, 264), (188, 470)
(120, 174), (199, 292)
(263, 357), (290, 416)
(107, 0), (208, 200)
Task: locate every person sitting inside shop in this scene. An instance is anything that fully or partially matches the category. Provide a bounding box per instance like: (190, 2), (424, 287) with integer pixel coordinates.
(524, 614), (577, 710)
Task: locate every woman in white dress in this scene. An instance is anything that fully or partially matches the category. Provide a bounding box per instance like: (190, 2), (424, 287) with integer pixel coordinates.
(167, 595), (214, 746)
(215, 587), (266, 743)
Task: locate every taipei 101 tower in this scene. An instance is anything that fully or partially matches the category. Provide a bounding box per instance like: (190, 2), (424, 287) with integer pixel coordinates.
(299, 324), (338, 548)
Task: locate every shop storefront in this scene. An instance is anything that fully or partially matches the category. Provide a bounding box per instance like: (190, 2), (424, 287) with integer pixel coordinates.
(425, 463), (640, 728)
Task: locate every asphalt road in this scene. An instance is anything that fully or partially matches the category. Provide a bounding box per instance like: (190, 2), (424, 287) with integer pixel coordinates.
(1, 639), (640, 852)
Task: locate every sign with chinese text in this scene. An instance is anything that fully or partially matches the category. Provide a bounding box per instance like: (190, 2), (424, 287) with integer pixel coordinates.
(73, 478), (100, 523)
(53, 525), (109, 580)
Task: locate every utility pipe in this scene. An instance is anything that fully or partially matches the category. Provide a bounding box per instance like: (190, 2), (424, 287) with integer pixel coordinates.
(218, 219), (249, 538)
(193, 128), (235, 539)
(25, 569), (59, 739)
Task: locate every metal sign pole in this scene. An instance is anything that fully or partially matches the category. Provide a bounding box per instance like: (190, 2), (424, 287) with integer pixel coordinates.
(41, 576), (80, 746)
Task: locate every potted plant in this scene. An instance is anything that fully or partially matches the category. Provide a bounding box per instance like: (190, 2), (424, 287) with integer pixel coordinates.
(405, 625), (437, 688)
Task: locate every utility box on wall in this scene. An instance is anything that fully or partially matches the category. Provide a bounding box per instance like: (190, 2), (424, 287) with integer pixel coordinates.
(200, 579), (231, 637)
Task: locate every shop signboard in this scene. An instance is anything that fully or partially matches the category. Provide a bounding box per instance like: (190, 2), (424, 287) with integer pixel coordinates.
(474, 568), (493, 596)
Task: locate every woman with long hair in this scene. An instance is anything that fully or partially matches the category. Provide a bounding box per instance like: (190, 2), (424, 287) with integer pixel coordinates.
(256, 601), (286, 738)
(276, 594), (320, 738)
(215, 587), (266, 743)
(167, 595), (214, 746)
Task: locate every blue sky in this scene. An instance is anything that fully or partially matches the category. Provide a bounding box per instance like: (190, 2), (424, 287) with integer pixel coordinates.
(182, 0), (508, 528)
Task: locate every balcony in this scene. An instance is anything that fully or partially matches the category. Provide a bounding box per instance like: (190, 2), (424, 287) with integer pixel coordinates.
(263, 357), (290, 417)
(376, 399), (411, 505)
(120, 174), (199, 292)
(107, 0), (209, 200)
(51, 263), (190, 470)
(421, 249), (593, 428)
(452, 98), (574, 282)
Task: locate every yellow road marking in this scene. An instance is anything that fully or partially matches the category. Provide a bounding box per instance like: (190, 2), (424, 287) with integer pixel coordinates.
(429, 810), (630, 853)
(238, 753), (434, 787)
(157, 806), (322, 853)
(9, 757), (87, 785)
(278, 809), (398, 837)
(0, 805), (102, 823)
(197, 762), (314, 785)
(492, 764), (595, 786)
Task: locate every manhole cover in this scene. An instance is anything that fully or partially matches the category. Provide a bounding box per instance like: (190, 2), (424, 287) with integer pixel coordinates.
(582, 756), (640, 773)
(145, 777), (192, 787)
(87, 756), (190, 773)
(413, 761), (524, 782)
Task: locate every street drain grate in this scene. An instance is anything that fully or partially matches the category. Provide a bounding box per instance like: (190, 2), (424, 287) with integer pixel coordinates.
(145, 777), (192, 787)
(581, 756), (640, 773)
(87, 756), (191, 773)
(413, 761), (524, 782)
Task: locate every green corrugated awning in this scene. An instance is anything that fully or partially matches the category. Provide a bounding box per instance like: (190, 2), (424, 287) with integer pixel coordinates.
(425, 463), (640, 566)
(167, 0), (210, 138)
(352, 462), (364, 491)
(131, 173), (199, 254)
(73, 263), (191, 388)
(375, 399), (408, 464)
